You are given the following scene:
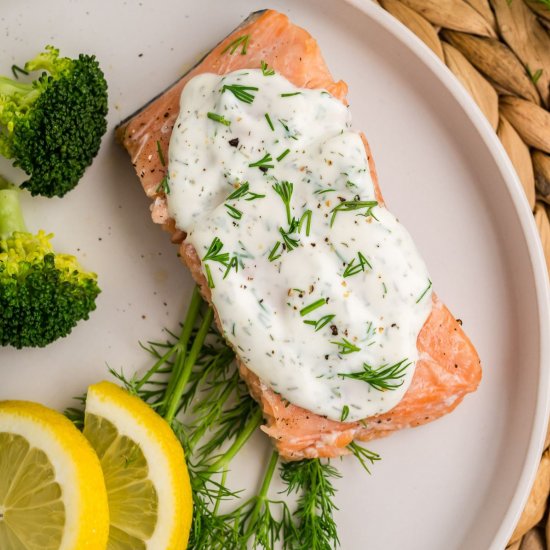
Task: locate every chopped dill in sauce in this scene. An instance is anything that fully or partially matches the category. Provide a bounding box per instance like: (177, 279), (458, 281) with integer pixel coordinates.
(264, 113), (275, 131)
(222, 83), (258, 104)
(261, 60), (275, 76)
(167, 69), (433, 421)
(221, 34), (250, 55)
(207, 112), (231, 126)
(249, 152), (274, 170)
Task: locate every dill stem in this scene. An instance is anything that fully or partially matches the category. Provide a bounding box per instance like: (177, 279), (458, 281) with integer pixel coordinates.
(244, 450), (279, 535)
(284, 203), (291, 225)
(134, 345), (177, 393)
(258, 451), (279, 501)
(157, 286), (202, 402)
(213, 467), (229, 516)
(207, 408), (263, 473)
(187, 376), (239, 450)
(164, 302), (214, 424)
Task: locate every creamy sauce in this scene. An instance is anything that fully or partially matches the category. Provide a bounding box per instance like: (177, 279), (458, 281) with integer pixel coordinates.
(167, 69), (432, 422)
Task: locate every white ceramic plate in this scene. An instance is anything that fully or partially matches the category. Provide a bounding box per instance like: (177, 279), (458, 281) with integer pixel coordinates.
(1, 1), (549, 548)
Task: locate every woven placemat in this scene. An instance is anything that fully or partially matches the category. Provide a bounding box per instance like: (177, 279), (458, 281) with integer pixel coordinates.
(373, 0), (550, 547)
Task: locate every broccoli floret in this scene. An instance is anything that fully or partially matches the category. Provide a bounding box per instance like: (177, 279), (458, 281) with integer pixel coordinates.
(0, 46), (108, 198)
(0, 176), (100, 348)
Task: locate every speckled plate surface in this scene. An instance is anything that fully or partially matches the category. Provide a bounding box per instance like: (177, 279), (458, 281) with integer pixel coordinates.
(1, 1), (549, 549)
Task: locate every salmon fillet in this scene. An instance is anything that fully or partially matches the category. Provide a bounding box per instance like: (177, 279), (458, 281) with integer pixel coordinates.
(116, 9), (482, 460)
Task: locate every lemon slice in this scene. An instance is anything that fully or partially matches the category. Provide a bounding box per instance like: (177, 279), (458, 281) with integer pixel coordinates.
(0, 400), (109, 550)
(83, 381), (192, 549)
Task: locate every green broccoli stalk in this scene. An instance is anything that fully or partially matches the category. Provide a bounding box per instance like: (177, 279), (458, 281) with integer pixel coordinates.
(0, 46), (108, 198)
(0, 176), (100, 348)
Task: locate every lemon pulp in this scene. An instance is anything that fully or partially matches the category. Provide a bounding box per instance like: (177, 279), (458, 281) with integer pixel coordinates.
(84, 413), (158, 549)
(0, 433), (64, 549)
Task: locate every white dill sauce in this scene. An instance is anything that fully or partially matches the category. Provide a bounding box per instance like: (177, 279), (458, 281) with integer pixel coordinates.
(167, 68), (433, 422)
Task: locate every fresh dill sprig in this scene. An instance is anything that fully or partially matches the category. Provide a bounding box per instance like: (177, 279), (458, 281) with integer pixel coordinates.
(207, 112), (231, 126)
(331, 337), (360, 354)
(343, 252), (371, 278)
(188, 480), (239, 550)
(204, 264), (215, 289)
(340, 405), (350, 422)
(195, 395), (259, 463)
(64, 394), (86, 429)
(154, 141), (170, 195)
(164, 302), (215, 423)
(245, 190), (265, 201)
(303, 313), (336, 332)
(261, 60), (275, 76)
(300, 298), (327, 317)
(221, 34), (250, 55)
(265, 112), (275, 131)
(298, 210), (312, 236)
(280, 459), (341, 550)
(203, 236), (230, 265)
(526, 66), (543, 85)
(227, 183), (251, 200)
(187, 410), (266, 549)
(223, 256), (239, 279)
(224, 183), (265, 220)
(237, 452), (292, 548)
(233, 452), (289, 548)
(190, 452), (293, 550)
(156, 139), (166, 166)
(279, 220), (300, 251)
(108, 365), (143, 397)
(227, 182), (265, 201)
(315, 188), (336, 195)
(272, 181), (294, 223)
(416, 279), (432, 303)
(268, 241), (282, 262)
(348, 442), (381, 474)
(155, 175), (170, 195)
(225, 204), (242, 220)
(222, 83), (259, 104)
(199, 240), (237, 280)
(276, 149), (290, 162)
(340, 358), (411, 391)
(249, 152), (274, 171)
(330, 200), (378, 227)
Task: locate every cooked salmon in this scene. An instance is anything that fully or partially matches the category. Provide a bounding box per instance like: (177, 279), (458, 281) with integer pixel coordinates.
(116, 9), (482, 460)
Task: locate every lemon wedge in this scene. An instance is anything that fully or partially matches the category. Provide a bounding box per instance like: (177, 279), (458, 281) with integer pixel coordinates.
(83, 381), (192, 549)
(0, 400), (109, 550)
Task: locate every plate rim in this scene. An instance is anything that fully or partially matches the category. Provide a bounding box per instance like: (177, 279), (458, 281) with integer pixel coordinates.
(343, 0), (550, 546)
